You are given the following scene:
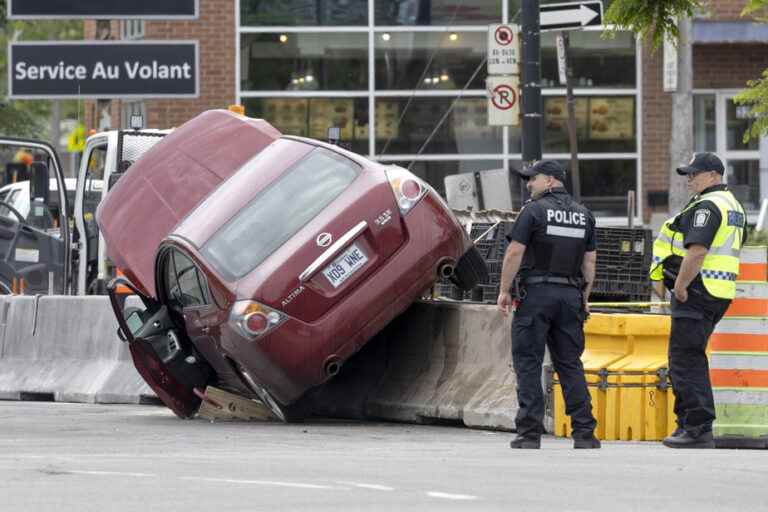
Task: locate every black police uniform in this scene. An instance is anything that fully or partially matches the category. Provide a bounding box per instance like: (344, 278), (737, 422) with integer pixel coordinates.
(506, 186), (598, 440)
(662, 184), (746, 436)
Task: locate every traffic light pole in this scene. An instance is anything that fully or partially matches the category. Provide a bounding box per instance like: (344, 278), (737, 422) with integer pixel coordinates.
(521, 0), (542, 171)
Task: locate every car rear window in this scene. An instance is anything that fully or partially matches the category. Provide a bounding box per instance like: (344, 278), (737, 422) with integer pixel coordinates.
(201, 147), (360, 280)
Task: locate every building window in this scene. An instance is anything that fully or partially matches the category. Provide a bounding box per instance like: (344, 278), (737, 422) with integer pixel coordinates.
(241, 33), (368, 91)
(121, 20), (145, 40)
(241, 0), (368, 26)
(540, 31), (636, 88)
(375, 31), (486, 90)
(374, 96), (502, 155)
(542, 95), (636, 153)
(693, 94), (716, 152)
(243, 97), (369, 154)
(376, 0), (503, 25)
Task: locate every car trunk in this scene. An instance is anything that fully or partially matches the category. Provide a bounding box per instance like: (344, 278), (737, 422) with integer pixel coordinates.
(246, 167), (406, 323)
(96, 110), (281, 296)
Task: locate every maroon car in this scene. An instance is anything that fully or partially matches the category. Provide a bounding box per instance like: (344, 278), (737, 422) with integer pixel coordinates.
(98, 109), (485, 421)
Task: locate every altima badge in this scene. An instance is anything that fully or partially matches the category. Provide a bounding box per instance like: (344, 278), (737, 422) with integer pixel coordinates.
(316, 232), (332, 247)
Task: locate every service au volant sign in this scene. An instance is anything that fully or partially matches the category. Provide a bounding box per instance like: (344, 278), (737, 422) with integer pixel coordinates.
(9, 41), (199, 99)
(8, 0), (197, 19)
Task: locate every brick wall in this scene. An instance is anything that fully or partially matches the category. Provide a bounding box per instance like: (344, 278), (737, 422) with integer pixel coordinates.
(701, 0), (753, 20)
(641, 41), (672, 221)
(693, 44), (768, 88)
(84, 0), (235, 131)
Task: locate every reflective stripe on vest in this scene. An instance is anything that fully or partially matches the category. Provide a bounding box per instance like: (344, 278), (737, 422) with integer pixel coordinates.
(649, 189), (744, 299)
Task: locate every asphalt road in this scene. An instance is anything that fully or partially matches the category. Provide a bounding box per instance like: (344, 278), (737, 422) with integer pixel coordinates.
(0, 401), (764, 512)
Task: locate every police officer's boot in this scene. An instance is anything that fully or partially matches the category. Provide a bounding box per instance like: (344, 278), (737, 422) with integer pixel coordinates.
(662, 430), (714, 449)
(573, 433), (601, 449)
(509, 435), (541, 449)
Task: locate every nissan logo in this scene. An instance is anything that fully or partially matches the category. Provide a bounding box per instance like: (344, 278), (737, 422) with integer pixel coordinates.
(316, 232), (332, 247)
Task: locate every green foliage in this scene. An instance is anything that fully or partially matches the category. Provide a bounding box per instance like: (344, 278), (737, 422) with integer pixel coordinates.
(733, 0), (768, 142)
(742, 0), (768, 21)
(603, 0), (702, 49)
(733, 68), (768, 143)
(0, 0), (83, 139)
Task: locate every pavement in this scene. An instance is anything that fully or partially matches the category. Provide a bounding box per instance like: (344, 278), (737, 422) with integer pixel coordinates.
(0, 401), (764, 512)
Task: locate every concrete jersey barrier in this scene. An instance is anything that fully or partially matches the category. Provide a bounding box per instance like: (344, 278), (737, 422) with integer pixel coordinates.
(0, 295), (154, 404)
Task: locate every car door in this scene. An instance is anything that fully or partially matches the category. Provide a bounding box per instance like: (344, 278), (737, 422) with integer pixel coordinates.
(0, 138), (70, 295)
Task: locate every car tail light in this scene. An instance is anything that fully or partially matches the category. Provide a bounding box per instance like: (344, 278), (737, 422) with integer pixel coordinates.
(385, 165), (427, 215)
(229, 300), (287, 340)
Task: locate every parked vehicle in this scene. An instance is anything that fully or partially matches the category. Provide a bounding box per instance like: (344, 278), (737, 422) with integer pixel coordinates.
(100, 109), (486, 420)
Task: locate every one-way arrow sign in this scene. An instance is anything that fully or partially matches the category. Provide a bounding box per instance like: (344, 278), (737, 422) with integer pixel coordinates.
(540, 1), (602, 31)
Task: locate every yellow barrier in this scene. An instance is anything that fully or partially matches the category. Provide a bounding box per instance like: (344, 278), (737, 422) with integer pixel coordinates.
(552, 313), (675, 441)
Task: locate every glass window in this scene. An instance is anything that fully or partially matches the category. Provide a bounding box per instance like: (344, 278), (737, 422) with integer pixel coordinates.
(542, 96), (636, 153)
(202, 148), (360, 280)
(541, 31), (635, 88)
(377, 0), (502, 26)
(375, 31), (485, 90)
(83, 145), (107, 240)
(241, 33), (367, 91)
(693, 94), (716, 152)
(388, 159), (503, 198)
(727, 160), (760, 210)
(165, 250), (209, 310)
(559, 159), (637, 217)
(726, 99), (759, 151)
(374, 97), (502, 154)
(241, 0), (367, 26)
(243, 98), (369, 154)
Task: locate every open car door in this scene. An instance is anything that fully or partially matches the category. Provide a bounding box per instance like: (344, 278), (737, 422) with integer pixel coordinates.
(0, 138), (70, 295)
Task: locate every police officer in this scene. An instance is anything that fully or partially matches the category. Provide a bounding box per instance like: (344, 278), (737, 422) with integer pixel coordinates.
(498, 160), (600, 450)
(650, 152), (746, 449)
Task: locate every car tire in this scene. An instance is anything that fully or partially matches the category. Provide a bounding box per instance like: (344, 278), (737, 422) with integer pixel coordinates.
(236, 363), (306, 423)
(451, 245), (489, 291)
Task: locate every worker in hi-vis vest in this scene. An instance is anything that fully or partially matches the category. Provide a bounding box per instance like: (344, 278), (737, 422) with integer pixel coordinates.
(650, 152), (747, 449)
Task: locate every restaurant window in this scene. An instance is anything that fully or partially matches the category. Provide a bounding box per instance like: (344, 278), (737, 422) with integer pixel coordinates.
(375, 31), (486, 90)
(241, 0), (368, 26)
(542, 96), (636, 153)
(241, 33), (368, 91)
(243, 98), (369, 154)
(374, 97), (502, 155)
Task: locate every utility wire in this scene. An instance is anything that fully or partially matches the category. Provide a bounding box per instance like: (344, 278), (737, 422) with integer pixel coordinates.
(396, 9), (521, 166)
(378, 0), (467, 157)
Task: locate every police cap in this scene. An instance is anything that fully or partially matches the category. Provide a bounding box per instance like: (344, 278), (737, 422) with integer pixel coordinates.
(517, 159), (566, 181)
(676, 152), (725, 176)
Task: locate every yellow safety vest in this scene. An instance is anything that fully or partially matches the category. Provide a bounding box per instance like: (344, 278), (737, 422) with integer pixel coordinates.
(649, 189), (745, 300)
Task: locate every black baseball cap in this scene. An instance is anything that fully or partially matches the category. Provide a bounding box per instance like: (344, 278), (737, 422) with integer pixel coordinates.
(676, 152), (725, 176)
(517, 160), (566, 181)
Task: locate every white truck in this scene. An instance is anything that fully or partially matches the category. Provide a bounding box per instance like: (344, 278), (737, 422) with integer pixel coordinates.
(0, 128), (169, 295)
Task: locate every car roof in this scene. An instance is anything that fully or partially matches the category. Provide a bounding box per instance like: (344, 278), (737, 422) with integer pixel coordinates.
(96, 109), (281, 296)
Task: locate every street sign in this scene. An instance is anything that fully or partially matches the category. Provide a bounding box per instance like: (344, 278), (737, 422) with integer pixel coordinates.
(9, 41), (199, 99)
(663, 36), (678, 92)
(540, 1), (602, 32)
(555, 34), (568, 85)
(487, 24), (521, 75)
(8, 0), (197, 19)
(486, 76), (520, 126)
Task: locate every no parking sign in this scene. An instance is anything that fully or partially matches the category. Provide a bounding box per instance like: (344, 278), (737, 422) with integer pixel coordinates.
(486, 76), (519, 126)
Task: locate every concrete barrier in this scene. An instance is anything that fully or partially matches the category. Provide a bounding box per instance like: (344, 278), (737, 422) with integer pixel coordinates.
(357, 302), (517, 430)
(0, 295), (154, 404)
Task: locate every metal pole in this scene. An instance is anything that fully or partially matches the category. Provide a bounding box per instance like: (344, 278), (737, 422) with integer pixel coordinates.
(561, 31), (581, 201)
(521, 0), (542, 171)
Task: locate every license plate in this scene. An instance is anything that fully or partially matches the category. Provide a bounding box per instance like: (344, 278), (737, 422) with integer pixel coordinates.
(322, 243), (368, 288)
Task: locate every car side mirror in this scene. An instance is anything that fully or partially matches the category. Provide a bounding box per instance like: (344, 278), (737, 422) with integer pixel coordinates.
(29, 162), (50, 205)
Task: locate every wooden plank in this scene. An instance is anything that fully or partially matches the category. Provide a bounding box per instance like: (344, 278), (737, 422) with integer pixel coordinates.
(196, 386), (276, 422)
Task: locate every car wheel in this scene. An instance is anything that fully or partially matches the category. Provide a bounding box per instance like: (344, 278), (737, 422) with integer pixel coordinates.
(236, 364), (306, 423)
(451, 245), (489, 291)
